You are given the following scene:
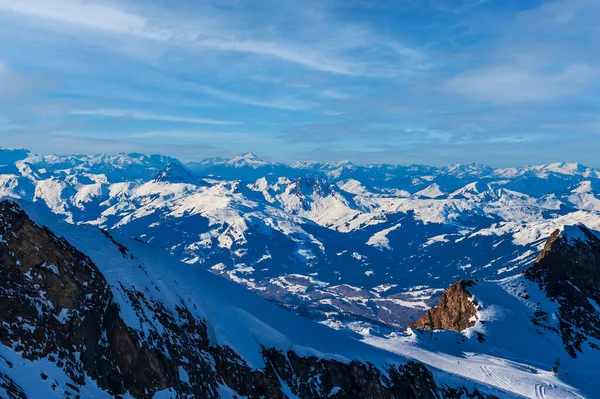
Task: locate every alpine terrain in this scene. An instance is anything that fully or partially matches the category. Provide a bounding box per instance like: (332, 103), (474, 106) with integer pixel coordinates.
(1, 148), (600, 397)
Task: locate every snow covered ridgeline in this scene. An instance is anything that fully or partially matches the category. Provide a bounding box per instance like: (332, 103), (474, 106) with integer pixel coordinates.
(0, 200), (502, 399)
(2, 147), (600, 336)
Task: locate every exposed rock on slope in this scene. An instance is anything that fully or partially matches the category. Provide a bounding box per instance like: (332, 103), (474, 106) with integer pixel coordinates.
(524, 224), (600, 357)
(0, 200), (178, 396)
(409, 224), (600, 359)
(408, 280), (478, 332)
(0, 200), (497, 398)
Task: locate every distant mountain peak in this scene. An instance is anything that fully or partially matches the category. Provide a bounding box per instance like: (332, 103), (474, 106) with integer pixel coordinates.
(290, 160), (320, 169)
(154, 162), (196, 184)
(227, 152), (268, 168)
(414, 183), (445, 198)
(571, 180), (595, 194)
(448, 181), (491, 199)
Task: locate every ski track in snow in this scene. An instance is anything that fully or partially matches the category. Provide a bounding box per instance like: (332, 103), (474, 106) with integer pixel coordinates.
(364, 336), (587, 399)
(480, 365), (513, 392)
(534, 384), (546, 399)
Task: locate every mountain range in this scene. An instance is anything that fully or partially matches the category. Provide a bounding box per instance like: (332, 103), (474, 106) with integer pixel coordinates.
(1, 148), (599, 333)
(2, 148), (600, 397)
(0, 183), (599, 397)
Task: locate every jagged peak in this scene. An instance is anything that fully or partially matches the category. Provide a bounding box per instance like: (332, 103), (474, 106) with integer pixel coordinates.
(290, 160), (321, 169)
(541, 224), (600, 251)
(290, 176), (334, 197)
(0, 147), (31, 154)
(443, 163), (493, 176)
(328, 160), (354, 168)
(524, 223), (600, 357)
(561, 224), (600, 244)
(535, 162), (587, 173)
(526, 223), (600, 289)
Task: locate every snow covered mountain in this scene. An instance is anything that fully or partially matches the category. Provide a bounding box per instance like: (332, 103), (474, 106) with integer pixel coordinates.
(1, 148), (600, 335)
(364, 224), (600, 398)
(0, 199), (504, 398)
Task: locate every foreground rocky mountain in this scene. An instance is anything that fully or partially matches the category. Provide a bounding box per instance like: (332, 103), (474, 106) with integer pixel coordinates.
(2, 148), (600, 335)
(381, 224), (600, 398)
(0, 199), (504, 399)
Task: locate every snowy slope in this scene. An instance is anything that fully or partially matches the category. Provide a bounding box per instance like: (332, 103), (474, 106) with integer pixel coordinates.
(365, 276), (595, 399)
(364, 226), (600, 399)
(0, 199), (510, 398)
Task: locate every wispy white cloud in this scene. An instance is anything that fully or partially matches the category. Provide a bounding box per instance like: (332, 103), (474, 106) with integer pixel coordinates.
(0, 0), (165, 39)
(71, 109), (240, 125)
(198, 85), (313, 111)
(443, 0), (600, 104)
(444, 64), (596, 103)
(0, 61), (48, 97)
(126, 130), (271, 143)
(3, 0), (599, 166)
(320, 89), (352, 100)
(0, 0), (419, 77)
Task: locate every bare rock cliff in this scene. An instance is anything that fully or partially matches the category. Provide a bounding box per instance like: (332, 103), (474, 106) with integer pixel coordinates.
(408, 280), (478, 332)
(524, 225), (600, 358)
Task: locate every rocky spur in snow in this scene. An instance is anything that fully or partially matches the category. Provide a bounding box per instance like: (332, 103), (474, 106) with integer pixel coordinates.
(399, 224), (600, 398)
(0, 200), (502, 399)
(409, 223), (600, 357)
(408, 281), (479, 333)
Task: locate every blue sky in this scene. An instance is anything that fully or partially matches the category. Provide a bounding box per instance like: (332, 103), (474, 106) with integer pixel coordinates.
(0, 0), (598, 166)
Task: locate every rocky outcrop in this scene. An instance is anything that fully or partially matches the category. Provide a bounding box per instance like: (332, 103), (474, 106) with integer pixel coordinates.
(0, 200), (495, 398)
(525, 225), (600, 288)
(409, 280), (478, 332)
(0, 200), (179, 397)
(524, 224), (600, 357)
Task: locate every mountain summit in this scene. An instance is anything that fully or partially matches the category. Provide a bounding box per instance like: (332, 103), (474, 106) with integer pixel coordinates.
(226, 152), (268, 168)
(154, 163), (197, 184)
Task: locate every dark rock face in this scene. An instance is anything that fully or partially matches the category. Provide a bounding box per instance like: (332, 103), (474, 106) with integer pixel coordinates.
(0, 200), (178, 397)
(261, 348), (439, 399)
(0, 369), (26, 399)
(0, 200), (490, 398)
(409, 281), (478, 332)
(524, 225), (600, 358)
